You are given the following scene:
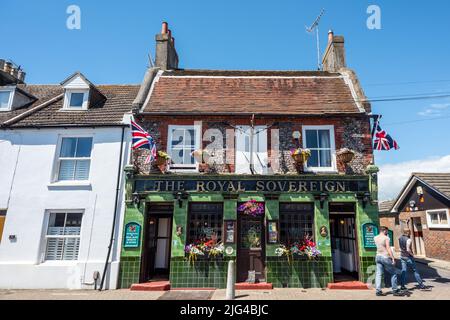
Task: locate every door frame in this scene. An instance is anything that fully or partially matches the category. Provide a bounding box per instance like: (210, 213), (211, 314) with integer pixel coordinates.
(236, 211), (266, 283)
(329, 209), (360, 282)
(140, 204), (174, 283)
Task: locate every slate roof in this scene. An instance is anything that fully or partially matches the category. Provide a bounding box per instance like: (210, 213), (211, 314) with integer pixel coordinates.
(378, 200), (395, 214)
(1, 84), (139, 127)
(142, 70), (365, 115)
(414, 173), (450, 199)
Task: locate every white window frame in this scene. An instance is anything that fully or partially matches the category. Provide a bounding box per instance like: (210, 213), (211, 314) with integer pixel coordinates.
(63, 89), (89, 110)
(302, 125), (337, 173)
(53, 135), (93, 183)
(426, 209), (450, 229)
(0, 86), (15, 111)
(43, 210), (84, 262)
(167, 124), (201, 172)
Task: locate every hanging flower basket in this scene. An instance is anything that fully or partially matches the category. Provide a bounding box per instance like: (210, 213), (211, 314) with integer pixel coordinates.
(337, 148), (355, 164)
(154, 150), (171, 166)
(238, 200), (264, 217)
(290, 148), (311, 164)
(191, 149), (211, 164)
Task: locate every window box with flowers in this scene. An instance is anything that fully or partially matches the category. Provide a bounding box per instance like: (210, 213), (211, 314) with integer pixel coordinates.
(275, 235), (322, 265)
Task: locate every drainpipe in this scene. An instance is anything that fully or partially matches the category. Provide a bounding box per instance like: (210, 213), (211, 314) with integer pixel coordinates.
(99, 126), (126, 291)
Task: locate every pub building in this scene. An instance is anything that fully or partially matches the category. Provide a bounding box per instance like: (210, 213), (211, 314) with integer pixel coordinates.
(118, 22), (381, 290)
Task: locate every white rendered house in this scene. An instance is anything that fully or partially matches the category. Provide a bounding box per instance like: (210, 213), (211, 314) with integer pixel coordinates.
(0, 69), (138, 289)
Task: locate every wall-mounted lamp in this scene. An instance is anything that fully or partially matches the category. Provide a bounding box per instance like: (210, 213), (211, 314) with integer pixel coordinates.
(174, 190), (189, 208)
(132, 192), (141, 206)
(292, 131), (301, 148)
(314, 192), (329, 209)
(357, 192), (371, 208)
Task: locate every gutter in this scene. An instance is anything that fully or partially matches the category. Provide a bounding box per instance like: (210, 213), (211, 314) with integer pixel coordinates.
(99, 126), (126, 291)
(138, 112), (370, 117)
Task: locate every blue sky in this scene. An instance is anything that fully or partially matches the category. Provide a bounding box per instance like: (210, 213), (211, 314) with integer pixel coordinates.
(2, 0), (450, 199)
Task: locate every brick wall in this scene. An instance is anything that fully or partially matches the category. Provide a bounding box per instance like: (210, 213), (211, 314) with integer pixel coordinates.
(133, 115), (373, 175)
(399, 210), (450, 261)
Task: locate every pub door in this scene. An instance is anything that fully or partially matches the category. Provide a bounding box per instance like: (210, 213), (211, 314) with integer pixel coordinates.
(329, 203), (359, 282)
(237, 214), (266, 283)
(141, 204), (173, 282)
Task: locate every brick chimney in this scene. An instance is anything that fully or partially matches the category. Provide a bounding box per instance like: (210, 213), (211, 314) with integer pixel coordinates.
(155, 22), (179, 70)
(322, 30), (346, 72)
(0, 59), (26, 85)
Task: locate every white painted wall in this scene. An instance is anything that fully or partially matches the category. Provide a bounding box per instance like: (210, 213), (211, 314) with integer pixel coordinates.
(0, 126), (131, 289)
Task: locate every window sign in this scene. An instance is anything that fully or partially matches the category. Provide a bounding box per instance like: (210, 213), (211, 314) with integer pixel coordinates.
(225, 220), (236, 244)
(124, 222), (141, 248)
(267, 221), (279, 244)
(362, 223), (378, 249)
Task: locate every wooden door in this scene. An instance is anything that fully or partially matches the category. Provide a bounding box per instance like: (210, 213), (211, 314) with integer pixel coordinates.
(237, 214), (265, 283)
(412, 218), (426, 256)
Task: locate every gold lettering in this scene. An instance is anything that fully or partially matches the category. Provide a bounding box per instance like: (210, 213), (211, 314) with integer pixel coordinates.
(237, 181), (246, 192)
(154, 181), (162, 192)
(227, 182), (237, 192)
(266, 181), (277, 192)
(289, 181), (297, 193)
(217, 181), (227, 192)
(166, 181), (175, 191)
(177, 181), (184, 191)
(325, 181), (335, 192)
(336, 182), (346, 192)
(277, 181), (287, 192)
(256, 181), (265, 192)
(310, 181), (318, 192)
(197, 181), (206, 192)
(206, 181), (217, 191)
(299, 181), (308, 192)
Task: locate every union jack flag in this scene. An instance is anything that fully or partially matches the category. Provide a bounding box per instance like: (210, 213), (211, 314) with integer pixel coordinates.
(131, 119), (157, 163)
(373, 125), (399, 151)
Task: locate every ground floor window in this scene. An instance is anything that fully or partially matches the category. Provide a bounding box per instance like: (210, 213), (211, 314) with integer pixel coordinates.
(426, 209), (450, 229)
(187, 203), (223, 244)
(279, 203), (314, 244)
(45, 211), (83, 261)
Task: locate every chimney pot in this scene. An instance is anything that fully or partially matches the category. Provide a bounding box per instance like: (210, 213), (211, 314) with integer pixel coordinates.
(4, 62), (12, 74)
(168, 29), (172, 38)
(328, 30), (334, 44)
(161, 22), (168, 34)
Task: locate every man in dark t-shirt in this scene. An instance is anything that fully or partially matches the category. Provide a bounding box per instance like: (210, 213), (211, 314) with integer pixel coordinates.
(399, 230), (426, 290)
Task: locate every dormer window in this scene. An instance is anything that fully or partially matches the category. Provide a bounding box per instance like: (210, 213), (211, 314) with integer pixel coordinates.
(64, 90), (89, 110)
(60, 72), (106, 111)
(0, 87), (14, 111)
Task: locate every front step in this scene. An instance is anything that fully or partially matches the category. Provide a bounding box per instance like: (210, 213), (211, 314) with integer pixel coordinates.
(130, 281), (171, 291)
(327, 281), (370, 290)
(235, 282), (273, 290)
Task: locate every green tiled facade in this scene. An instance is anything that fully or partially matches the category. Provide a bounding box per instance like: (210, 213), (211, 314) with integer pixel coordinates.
(119, 257), (141, 289)
(118, 173), (379, 289)
(170, 257), (230, 288)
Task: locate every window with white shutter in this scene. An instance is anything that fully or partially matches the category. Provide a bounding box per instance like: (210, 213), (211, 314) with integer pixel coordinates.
(45, 212), (82, 261)
(56, 137), (93, 181)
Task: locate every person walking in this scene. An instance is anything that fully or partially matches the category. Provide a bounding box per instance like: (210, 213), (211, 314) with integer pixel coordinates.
(374, 226), (403, 296)
(399, 230), (427, 290)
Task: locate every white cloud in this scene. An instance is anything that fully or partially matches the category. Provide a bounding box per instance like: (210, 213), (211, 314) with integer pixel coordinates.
(378, 155), (450, 201)
(418, 102), (450, 117)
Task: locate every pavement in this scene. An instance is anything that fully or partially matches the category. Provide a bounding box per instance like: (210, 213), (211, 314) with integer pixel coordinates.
(0, 259), (449, 300)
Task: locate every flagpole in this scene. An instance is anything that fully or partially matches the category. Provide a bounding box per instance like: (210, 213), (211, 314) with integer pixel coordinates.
(371, 114), (382, 142)
(370, 115), (382, 165)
